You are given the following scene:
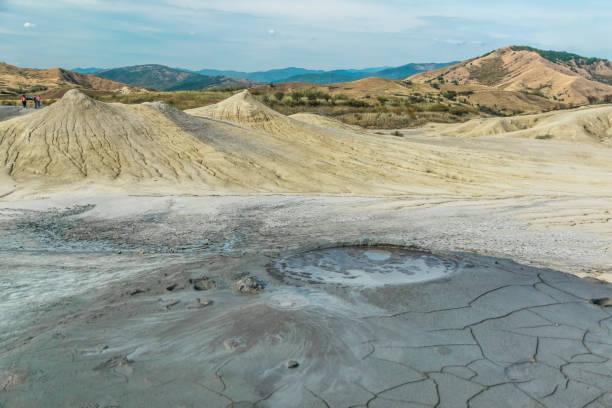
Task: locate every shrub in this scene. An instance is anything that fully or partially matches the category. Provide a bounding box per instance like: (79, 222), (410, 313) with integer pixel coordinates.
(428, 103), (449, 112)
(432, 83), (440, 90)
(443, 90), (457, 100)
(586, 95), (599, 104)
(346, 99), (369, 107)
(377, 96), (389, 105)
(409, 95), (425, 103)
(290, 91), (304, 103)
(449, 106), (472, 116)
(478, 105), (504, 116)
(274, 91), (285, 101)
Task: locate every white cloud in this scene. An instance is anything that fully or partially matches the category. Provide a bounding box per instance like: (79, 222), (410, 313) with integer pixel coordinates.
(443, 39), (466, 45)
(23, 22), (35, 28)
(268, 29), (276, 36)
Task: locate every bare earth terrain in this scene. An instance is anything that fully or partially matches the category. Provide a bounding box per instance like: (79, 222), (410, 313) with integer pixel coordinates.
(0, 90), (611, 407)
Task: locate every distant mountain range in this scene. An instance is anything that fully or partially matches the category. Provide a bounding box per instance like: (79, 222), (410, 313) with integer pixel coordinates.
(10, 44), (609, 110)
(72, 62), (456, 87)
(92, 65), (259, 92)
(71, 67), (105, 74)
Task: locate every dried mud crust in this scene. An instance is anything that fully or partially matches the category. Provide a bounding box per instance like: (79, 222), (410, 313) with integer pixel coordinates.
(0, 196), (611, 407)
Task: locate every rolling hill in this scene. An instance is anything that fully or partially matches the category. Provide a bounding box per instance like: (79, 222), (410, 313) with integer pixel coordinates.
(0, 62), (144, 98)
(409, 46), (612, 106)
(94, 65), (259, 91)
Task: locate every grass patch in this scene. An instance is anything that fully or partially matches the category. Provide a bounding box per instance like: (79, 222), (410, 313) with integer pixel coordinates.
(83, 89), (241, 110)
(511, 46), (602, 65)
(468, 57), (508, 86)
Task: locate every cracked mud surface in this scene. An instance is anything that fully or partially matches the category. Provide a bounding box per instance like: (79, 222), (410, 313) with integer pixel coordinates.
(0, 195), (611, 407)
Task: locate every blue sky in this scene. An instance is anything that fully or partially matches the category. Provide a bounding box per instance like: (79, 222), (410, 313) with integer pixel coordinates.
(1, 0), (611, 71)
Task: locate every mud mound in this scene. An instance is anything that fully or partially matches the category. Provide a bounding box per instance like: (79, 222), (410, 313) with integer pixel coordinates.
(185, 90), (304, 135)
(0, 90), (316, 194)
(438, 105), (612, 143)
(0, 90), (437, 196)
(0, 90), (212, 182)
(289, 113), (365, 132)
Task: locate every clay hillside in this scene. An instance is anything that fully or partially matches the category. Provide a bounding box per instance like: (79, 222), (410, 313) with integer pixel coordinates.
(409, 46), (612, 106)
(0, 62), (144, 99)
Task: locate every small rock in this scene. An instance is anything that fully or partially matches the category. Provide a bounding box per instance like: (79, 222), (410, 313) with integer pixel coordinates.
(582, 277), (605, 285)
(0, 372), (27, 391)
(163, 300), (180, 310)
(591, 298), (612, 307)
(93, 356), (133, 371)
(166, 283), (178, 291)
(190, 298), (213, 309)
(117, 250), (122, 255)
(233, 275), (265, 294)
(129, 288), (145, 296)
(223, 337), (245, 350)
(287, 360), (299, 369)
(190, 276), (216, 291)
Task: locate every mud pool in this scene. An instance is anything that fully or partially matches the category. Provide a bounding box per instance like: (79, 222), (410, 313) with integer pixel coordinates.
(272, 246), (458, 287)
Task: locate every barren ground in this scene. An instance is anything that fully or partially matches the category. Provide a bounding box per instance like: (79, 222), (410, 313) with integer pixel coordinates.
(1, 195), (611, 407)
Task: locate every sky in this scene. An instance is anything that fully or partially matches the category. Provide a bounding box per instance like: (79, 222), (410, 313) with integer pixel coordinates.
(1, 0), (611, 71)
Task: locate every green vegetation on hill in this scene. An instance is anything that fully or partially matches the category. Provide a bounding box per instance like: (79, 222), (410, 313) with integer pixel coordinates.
(468, 57), (509, 86)
(252, 88), (479, 128)
(83, 89), (241, 110)
(510, 46), (602, 65)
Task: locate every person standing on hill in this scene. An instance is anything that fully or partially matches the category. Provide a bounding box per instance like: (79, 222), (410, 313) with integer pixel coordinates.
(21, 95), (26, 108)
(35, 95), (41, 109)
